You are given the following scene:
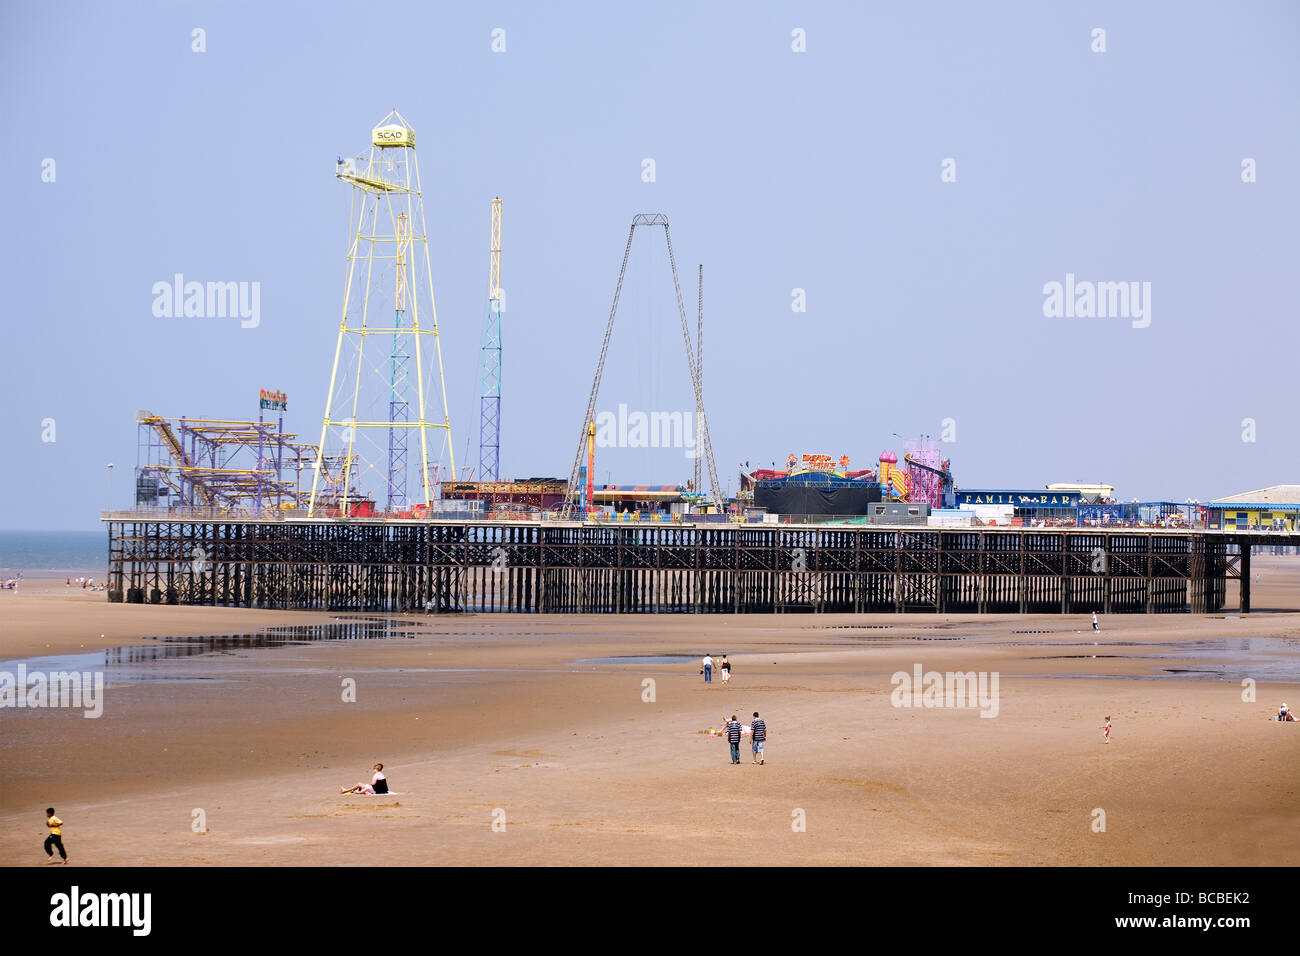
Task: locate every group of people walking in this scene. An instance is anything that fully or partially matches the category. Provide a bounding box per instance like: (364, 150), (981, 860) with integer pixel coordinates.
(701, 656), (767, 764)
(720, 712), (768, 765)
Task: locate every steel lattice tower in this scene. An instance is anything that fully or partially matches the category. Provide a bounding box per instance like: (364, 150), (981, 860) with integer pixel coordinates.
(386, 215), (411, 510)
(309, 110), (455, 515)
(478, 198), (503, 482)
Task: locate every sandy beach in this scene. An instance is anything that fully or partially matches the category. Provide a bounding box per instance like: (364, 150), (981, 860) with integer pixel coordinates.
(1, 556), (1297, 866)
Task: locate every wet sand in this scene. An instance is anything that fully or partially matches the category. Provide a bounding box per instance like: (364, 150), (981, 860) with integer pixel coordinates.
(1, 556), (1297, 866)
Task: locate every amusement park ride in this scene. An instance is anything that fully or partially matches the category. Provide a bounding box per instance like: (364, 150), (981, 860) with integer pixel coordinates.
(478, 198), (504, 483)
(133, 391), (354, 517)
(561, 214), (723, 516)
(744, 438), (955, 509)
(126, 110), (959, 524)
(308, 110), (456, 518)
(133, 113), (461, 520)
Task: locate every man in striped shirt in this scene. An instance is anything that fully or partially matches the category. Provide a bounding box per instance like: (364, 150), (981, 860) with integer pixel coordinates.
(726, 715), (742, 764)
(751, 711), (767, 765)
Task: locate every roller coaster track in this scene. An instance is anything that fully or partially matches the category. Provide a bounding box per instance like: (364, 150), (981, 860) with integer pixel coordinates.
(139, 415), (216, 506)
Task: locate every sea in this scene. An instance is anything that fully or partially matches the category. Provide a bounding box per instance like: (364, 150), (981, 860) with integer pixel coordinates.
(0, 530), (107, 577)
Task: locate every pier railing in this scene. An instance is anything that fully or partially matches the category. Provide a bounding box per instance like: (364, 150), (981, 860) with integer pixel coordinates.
(99, 507), (1293, 536)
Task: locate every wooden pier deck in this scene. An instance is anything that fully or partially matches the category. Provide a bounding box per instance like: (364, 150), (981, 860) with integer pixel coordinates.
(102, 516), (1294, 614)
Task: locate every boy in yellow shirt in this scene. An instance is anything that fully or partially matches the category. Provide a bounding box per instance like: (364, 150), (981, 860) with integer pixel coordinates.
(45, 808), (67, 863)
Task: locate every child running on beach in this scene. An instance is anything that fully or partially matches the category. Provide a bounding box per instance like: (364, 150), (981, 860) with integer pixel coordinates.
(44, 808), (67, 863)
(1101, 716), (1111, 744)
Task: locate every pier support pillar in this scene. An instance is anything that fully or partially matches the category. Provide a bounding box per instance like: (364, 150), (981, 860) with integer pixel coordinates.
(1018, 534), (1028, 613)
(1240, 543), (1251, 614)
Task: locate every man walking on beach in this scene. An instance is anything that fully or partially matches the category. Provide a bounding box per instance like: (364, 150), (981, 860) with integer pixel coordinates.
(1091, 611), (1099, 632)
(726, 715), (742, 764)
(751, 711), (766, 765)
(44, 808), (67, 863)
(702, 654), (713, 684)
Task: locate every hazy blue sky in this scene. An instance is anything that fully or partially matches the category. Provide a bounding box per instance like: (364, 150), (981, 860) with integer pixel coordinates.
(2, 0), (1297, 530)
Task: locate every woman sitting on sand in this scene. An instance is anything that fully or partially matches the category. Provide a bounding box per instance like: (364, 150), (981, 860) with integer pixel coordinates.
(1278, 704), (1295, 722)
(341, 763), (389, 794)
(714, 716), (751, 737)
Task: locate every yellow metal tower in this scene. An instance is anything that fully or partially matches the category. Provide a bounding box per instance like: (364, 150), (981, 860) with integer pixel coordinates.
(309, 110), (455, 515)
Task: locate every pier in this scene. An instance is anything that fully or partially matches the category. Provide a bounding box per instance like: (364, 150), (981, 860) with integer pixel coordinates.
(102, 517), (1289, 614)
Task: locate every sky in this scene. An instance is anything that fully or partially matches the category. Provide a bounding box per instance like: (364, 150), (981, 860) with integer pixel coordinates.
(1, 0), (1297, 530)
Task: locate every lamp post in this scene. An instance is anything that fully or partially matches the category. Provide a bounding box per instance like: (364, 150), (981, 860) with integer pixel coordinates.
(106, 463), (115, 513)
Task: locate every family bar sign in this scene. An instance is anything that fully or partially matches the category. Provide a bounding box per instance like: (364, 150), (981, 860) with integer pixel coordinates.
(259, 389), (287, 412)
(955, 490), (1081, 507)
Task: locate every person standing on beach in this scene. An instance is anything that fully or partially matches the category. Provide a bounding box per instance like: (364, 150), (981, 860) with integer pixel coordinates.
(1091, 612), (1099, 632)
(1101, 716), (1111, 744)
(702, 654), (713, 684)
(720, 654), (731, 684)
(751, 711), (766, 765)
(726, 715), (742, 764)
(44, 808), (67, 863)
